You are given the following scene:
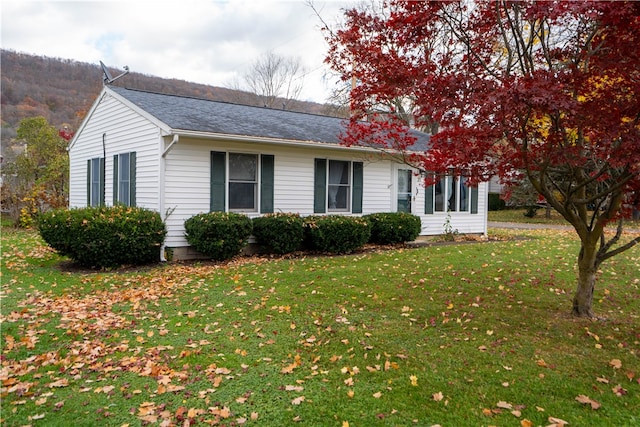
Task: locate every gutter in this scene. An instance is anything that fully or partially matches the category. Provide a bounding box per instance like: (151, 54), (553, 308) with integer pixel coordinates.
(170, 129), (388, 154)
(162, 134), (179, 157)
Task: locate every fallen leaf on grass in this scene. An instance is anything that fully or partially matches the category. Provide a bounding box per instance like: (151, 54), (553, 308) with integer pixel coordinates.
(47, 378), (69, 388)
(410, 375), (418, 386)
(609, 359), (622, 369)
(575, 394), (601, 409)
(372, 391), (382, 399)
(496, 401), (513, 409)
(432, 391), (444, 401)
(548, 416), (569, 426)
(291, 396), (305, 405)
(612, 384), (627, 396)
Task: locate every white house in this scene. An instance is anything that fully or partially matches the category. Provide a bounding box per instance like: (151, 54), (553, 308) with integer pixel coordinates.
(68, 86), (488, 260)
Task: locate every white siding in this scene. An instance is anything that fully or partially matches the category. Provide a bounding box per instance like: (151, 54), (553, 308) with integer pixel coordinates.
(69, 92), (161, 210)
(163, 139), (487, 247)
(414, 182), (488, 236)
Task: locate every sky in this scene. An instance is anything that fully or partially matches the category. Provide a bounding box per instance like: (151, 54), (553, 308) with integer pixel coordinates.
(1, 0), (354, 104)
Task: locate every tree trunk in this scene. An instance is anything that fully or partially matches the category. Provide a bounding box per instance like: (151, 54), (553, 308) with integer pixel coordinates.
(572, 243), (598, 318)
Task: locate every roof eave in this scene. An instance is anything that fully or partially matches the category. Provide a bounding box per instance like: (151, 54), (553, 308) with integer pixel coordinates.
(170, 129), (387, 153)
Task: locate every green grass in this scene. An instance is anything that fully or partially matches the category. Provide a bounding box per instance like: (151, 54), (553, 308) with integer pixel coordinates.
(489, 208), (569, 225)
(2, 226), (639, 426)
(489, 208), (640, 228)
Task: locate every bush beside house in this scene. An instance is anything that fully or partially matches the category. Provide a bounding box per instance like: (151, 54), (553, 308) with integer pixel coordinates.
(184, 212), (253, 261)
(303, 215), (371, 254)
(38, 206), (166, 268)
(365, 212), (421, 244)
(252, 213), (305, 254)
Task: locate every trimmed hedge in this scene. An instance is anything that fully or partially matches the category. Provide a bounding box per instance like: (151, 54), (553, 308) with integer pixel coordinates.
(184, 212), (252, 261)
(488, 193), (506, 211)
(252, 213), (305, 254)
(304, 215), (371, 254)
(365, 212), (422, 244)
(38, 206), (166, 268)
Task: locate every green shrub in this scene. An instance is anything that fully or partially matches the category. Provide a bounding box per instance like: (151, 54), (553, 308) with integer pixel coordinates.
(184, 212), (252, 261)
(252, 213), (305, 254)
(303, 215), (371, 254)
(38, 206), (166, 268)
(365, 212), (422, 244)
(488, 193), (506, 211)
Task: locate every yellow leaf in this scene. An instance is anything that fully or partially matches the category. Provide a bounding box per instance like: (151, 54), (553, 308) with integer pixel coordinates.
(347, 389), (354, 398)
(520, 419), (533, 427)
(342, 422), (350, 427)
(372, 391), (382, 398)
(410, 375), (418, 386)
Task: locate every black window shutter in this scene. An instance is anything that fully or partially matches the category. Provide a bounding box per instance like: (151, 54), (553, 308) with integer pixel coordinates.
(86, 159), (91, 206)
(470, 185), (479, 214)
(352, 162), (363, 214)
(260, 154), (274, 213)
(314, 158), (326, 213)
(99, 158), (105, 206)
(210, 151), (226, 212)
(129, 152), (136, 207)
(424, 174), (434, 214)
(113, 154), (119, 205)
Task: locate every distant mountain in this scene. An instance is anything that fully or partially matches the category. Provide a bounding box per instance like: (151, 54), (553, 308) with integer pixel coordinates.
(1, 49), (343, 160)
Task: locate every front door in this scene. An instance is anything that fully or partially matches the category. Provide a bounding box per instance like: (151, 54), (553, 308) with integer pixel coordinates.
(397, 169), (412, 212)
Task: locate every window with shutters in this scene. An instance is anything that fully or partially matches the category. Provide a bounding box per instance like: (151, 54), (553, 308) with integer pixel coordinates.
(314, 159), (363, 214)
(210, 152), (274, 213)
(113, 152), (136, 207)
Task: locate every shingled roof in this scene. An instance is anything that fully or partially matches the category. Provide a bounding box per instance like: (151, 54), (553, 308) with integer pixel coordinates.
(109, 86), (430, 151)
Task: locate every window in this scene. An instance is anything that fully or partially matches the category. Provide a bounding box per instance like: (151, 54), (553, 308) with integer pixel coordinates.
(229, 153), (258, 211)
(397, 169), (412, 213)
(210, 152), (274, 213)
(314, 159), (363, 214)
(113, 152), (136, 206)
(425, 172), (478, 214)
(328, 160), (350, 211)
(87, 157), (104, 207)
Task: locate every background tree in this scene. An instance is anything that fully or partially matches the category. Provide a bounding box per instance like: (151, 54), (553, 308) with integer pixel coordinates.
(325, 0), (640, 318)
(229, 52), (306, 110)
(2, 116), (69, 226)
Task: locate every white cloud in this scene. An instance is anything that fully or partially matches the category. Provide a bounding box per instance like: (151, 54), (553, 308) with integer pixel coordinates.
(1, 0), (352, 103)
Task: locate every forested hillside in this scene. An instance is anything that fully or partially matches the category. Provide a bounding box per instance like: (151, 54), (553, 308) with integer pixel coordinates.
(1, 50), (333, 161)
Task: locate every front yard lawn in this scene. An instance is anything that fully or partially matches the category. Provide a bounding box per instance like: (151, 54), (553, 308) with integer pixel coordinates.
(1, 227), (639, 426)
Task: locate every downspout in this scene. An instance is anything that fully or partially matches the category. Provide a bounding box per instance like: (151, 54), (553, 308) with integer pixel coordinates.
(162, 134), (179, 157)
(159, 134), (179, 261)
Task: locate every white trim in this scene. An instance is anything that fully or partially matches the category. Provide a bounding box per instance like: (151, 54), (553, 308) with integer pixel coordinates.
(170, 129), (396, 154)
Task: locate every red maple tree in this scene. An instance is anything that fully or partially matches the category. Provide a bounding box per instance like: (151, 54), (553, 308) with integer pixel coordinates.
(325, 0), (640, 318)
